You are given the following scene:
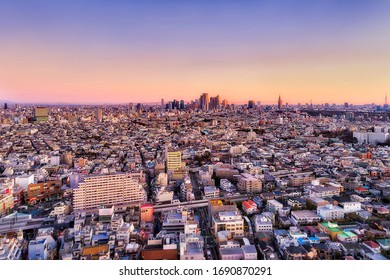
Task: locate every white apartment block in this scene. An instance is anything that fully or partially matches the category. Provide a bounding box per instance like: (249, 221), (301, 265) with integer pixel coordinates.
(266, 199), (283, 213)
(290, 210), (321, 225)
(309, 185), (340, 198)
(317, 204), (345, 221)
(339, 202), (362, 213)
(253, 215), (273, 232)
(179, 233), (205, 260)
(73, 173), (146, 211)
(220, 179), (236, 192)
(15, 174), (34, 190)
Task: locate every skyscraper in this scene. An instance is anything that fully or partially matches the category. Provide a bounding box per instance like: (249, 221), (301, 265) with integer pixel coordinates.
(96, 108), (103, 122)
(216, 95), (221, 108)
(278, 95), (283, 109)
(200, 93), (210, 111)
(248, 100), (255, 109)
(161, 98), (165, 109)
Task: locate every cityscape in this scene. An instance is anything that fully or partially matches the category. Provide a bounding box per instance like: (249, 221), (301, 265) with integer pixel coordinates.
(1, 1), (390, 262)
(0, 94), (390, 260)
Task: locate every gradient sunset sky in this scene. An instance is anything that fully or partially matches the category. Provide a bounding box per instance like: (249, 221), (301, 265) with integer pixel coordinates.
(0, 0), (390, 105)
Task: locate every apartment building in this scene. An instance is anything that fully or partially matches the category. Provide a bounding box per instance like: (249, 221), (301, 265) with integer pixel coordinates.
(288, 174), (315, 187)
(166, 151), (182, 171)
(237, 173), (262, 193)
(317, 204), (345, 221)
(73, 173), (146, 211)
(212, 211), (244, 237)
(266, 199), (283, 214)
(27, 180), (62, 203)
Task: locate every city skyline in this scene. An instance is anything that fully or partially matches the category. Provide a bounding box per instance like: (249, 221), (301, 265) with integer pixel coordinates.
(1, 1), (390, 104)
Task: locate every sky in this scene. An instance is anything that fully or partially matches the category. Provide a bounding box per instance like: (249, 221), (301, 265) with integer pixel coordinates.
(0, 0), (390, 105)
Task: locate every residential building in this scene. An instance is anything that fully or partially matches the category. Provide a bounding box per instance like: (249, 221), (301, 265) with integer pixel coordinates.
(179, 233), (205, 260)
(73, 173), (146, 211)
(266, 199), (283, 213)
(254, 215), (273, 232)
(291, 210), (321, 226)
(212, 211), (244, 237)
(166, 151), (182, 171)
(204, 186), (220, 199)
(237, 173), (262, 193)
(317, 204), (345, 221)
(27, 180), (62, 203)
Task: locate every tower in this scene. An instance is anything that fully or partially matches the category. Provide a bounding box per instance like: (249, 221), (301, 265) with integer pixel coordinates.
(96, 108), (103, 122)
(200, 93), (210, 111)
(385, 93), (388, 109)
(278, 95), (283, 109)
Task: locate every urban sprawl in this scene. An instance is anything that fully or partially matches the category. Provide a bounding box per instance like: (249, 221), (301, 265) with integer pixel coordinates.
(1, 94), (390, 260)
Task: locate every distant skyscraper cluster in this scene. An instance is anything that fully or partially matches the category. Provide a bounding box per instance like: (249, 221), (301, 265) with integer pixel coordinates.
(198, 93), (227, 111)
(157, 93), (289, 111)
(165, 99), (185, 110)
(163, 92), (228, 111)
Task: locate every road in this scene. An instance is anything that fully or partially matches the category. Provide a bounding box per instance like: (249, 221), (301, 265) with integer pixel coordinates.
(189, 171), (219, 260)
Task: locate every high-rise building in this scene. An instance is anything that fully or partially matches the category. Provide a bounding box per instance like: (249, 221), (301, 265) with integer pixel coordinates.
(166, 151), (182, 171)
(129, 102), (134, 112)
(248, 100), (255, 109)
(161, 98), (165, 109)
(34, 107), (49, 122)
(4, 103), (8, 110)
(96, 108), (103, 122)
(200, 93), (210, 111)
(180, 100), (185, 110)
(73, 173), (146, 211)
(216, 95), (221, 108)
(277, 95), (283, 110)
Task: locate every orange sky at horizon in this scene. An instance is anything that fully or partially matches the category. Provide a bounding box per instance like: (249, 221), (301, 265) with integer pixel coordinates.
(1, 1), (390, 105)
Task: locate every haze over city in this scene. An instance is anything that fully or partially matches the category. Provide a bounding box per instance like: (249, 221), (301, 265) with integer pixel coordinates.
(1, 0), (390, 105)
